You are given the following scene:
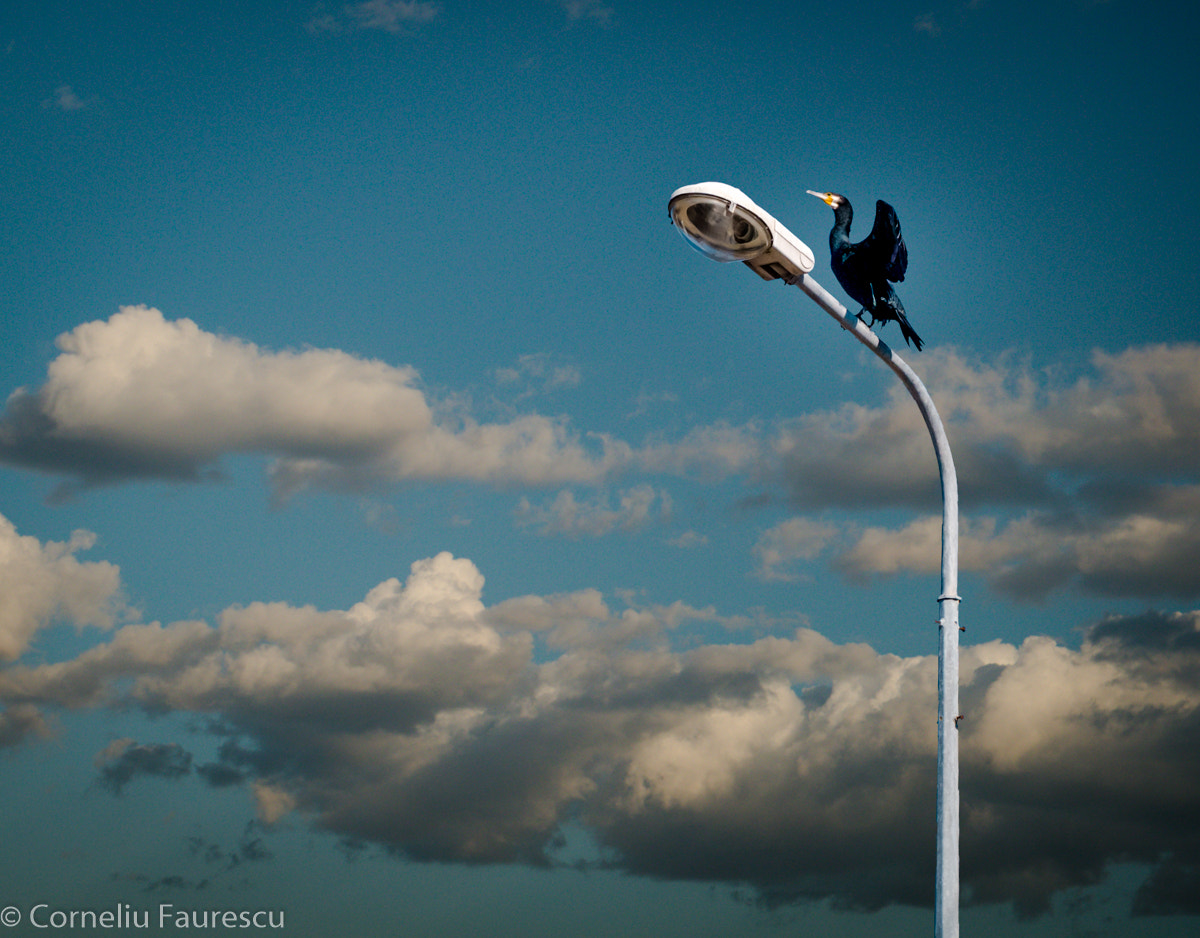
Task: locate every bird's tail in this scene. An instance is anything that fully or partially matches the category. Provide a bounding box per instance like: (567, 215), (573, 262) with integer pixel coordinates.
(897, 310), (923, 351)
(880, 293), (924, 351)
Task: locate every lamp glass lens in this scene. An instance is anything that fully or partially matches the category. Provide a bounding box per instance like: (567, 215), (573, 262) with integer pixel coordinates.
(670, 197), (769, 262)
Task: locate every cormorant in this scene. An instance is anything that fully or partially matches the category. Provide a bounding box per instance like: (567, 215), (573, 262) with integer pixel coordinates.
(806, 190), (922, 351)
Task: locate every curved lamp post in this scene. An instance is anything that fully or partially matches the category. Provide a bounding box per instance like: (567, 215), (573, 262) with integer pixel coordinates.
(668, 181), (961, 938)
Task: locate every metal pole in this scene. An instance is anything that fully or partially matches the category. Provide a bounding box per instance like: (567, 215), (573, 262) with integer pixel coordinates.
(791, 273), (961, 938)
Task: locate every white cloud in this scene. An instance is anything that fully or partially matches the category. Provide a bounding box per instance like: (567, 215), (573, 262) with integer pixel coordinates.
(303, 12), (342, 34)
(44, 307), (427, 455)
(0, 513), (123, 661)
(620, 678), (805, 808)
(305, 1), (437, 34)
(626, 389), (678, 420)
(0, 309), (775, 504)
(134, 552), (529, 719)
(992, 344), (1200, 475)
(0, 307), (628, 497)
(486, 588), (609, 639)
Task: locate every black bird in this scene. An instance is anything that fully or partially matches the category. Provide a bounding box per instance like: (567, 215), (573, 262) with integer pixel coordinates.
(806, 190), (922, 351)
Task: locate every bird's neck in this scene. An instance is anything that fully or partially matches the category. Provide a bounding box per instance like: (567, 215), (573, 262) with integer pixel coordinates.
(829, 202), (853, 251)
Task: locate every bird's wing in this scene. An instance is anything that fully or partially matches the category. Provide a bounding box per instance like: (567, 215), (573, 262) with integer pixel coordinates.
(866, 200), (908, 282)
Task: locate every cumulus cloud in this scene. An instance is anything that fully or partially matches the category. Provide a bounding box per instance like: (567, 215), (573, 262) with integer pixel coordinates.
(960, 614), (1200, 916)
(0, 513), (123, 660)
(2, 553), (530, 735)
(4, 546), (1200, 917)
(10, 324), (1200, 517)
(0, 309), (773, 508)
(0, 307), (627, 499)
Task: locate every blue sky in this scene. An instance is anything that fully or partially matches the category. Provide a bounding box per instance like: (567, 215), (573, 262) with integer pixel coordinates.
(2, 1), (1199, 935)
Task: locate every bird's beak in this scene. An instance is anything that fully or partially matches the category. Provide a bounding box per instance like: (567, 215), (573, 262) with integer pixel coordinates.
(806, 190), (835, 206)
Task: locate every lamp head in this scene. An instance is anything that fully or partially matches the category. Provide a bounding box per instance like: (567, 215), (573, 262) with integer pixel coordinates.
(668, 182), (814, 282)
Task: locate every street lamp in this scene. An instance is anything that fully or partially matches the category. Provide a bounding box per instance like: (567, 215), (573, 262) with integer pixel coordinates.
(669, 181), (962, 938)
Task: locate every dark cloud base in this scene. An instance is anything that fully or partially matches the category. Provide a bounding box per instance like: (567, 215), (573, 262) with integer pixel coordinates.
(15, 559), (1200, 923)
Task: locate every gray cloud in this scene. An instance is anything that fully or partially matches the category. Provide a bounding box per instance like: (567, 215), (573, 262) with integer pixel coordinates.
(825, 490), (1200, 602)
(196, 761), (245, 788)
(0, 703), (50, 748)
(5, 323), (1200, 912)
(94, 739), (193, 794)
(1134, 854), (1200, 916)
(778, 345), (1200, 512)
(765, 346), (1200, 600)
(1088, 609), (1200, 655)
(4, 534), (1200, 918)
(959, 615), (1200, 917)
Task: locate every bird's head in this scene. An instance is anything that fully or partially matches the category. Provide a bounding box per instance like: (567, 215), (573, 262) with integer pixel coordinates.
(806, 190), (846, 209)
